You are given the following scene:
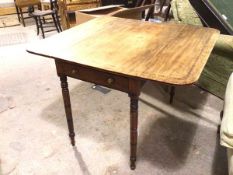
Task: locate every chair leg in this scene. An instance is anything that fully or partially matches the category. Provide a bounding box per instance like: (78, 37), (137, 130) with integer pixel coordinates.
(15, 5), (20, 22)
(38, 3), (41, 10)
(38, 16), (45, 38)
(145, 4), (155, 21)
(19, 8), (25, 27)
(164, 3), (171, 21)
(55, 13), (62, 32)
(34, 17), (40, 35)
(169, 86), (175, 104)
(141, 11), (145, 19)
(42, 17), (46, 24)
(57, 17), (62, 32)
(52, 14), (60, 33)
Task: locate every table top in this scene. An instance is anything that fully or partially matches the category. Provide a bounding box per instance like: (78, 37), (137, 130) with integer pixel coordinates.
(27, 16), (219, 85)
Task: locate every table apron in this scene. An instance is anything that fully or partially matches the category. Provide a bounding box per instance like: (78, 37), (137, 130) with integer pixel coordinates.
(55, 60), (134, 93)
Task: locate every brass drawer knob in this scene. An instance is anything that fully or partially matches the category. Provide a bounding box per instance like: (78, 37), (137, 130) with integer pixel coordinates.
(72, 69), (77, 74)
(107, 78), (114, 85)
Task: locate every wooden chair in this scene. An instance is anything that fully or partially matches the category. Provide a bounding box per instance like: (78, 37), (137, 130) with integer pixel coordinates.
(30, 0), (62, 38)
(15, 0), (41, 26)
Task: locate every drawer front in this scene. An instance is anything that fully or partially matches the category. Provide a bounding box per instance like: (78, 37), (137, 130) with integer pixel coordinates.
(56, 61), (129, 93)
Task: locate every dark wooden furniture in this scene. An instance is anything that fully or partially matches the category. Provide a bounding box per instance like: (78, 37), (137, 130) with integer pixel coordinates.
(27, 16), (219, 170)
(15, 0), (41, 27)
(30, 0), (62, 38)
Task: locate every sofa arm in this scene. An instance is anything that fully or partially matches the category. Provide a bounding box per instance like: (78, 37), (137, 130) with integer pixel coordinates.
(221, 72), (233, 175)
(221, 72), (233, 174)
(221, 73), (233, 148)
(214, 34), (233, 56)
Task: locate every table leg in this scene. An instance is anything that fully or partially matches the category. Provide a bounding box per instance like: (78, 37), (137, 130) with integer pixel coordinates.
(129, 93), (139, 170)
(169, 86), (175, 104)
(59, 75), (75, 146)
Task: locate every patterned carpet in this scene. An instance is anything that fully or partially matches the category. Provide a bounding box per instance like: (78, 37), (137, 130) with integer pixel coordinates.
(0, 32), (27, 46)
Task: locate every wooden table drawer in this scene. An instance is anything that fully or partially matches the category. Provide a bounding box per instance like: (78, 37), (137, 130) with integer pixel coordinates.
(56, 61), (129, 93)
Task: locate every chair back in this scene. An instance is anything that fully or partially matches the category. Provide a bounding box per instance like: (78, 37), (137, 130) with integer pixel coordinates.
(50, 0), (59, 10)
(15, 0), (40, 7)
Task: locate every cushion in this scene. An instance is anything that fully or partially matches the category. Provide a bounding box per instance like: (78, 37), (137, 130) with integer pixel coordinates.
(221, 73), (233, 148)
(197, 34), (233, 98)
(32, 9), (53, 16)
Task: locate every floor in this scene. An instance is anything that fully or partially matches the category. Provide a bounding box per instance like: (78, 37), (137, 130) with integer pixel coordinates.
(0, 16), (228, 175)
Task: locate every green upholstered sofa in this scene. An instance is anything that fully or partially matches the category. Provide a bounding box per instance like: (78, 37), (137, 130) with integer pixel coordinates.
(171, 0), (233, 99)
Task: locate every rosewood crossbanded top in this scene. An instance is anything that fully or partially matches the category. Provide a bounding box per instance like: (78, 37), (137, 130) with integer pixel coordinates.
(27, 16), (219, 85)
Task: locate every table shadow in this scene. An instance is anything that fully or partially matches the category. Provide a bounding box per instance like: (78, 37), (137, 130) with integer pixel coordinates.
(41, 81), (226, 173)
(138, 114), (197, 169)
(142, 81), (222, 127)
(138, 115), (228, 174)
(211, 134), (228, 175)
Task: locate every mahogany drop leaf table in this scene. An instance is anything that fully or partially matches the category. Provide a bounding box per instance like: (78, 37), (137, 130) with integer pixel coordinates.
(27, 16), (219, 170)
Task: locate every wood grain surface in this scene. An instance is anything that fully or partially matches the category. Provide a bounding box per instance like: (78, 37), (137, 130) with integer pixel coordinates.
(27, 16), (219, 85)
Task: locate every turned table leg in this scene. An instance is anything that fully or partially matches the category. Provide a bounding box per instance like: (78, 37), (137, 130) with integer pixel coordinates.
(60, 75), (75, 146)
(169, 86), (175, 104)
(129, 93), (139, 170)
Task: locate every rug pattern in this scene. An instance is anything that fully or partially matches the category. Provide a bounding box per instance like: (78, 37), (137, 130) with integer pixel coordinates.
(0, 32), (27, 46)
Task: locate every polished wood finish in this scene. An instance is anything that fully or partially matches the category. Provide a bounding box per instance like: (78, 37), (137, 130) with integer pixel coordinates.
(27, 17), (219, 170)
(169, 86), (175, 104)
(56, 61), (130, 92)
(129, 93), (138, 170)
(28, 17), (219, 85)
(128, 79), (141, 170)
(59, 74), (76, 146)
(55, 59), (144, 168)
